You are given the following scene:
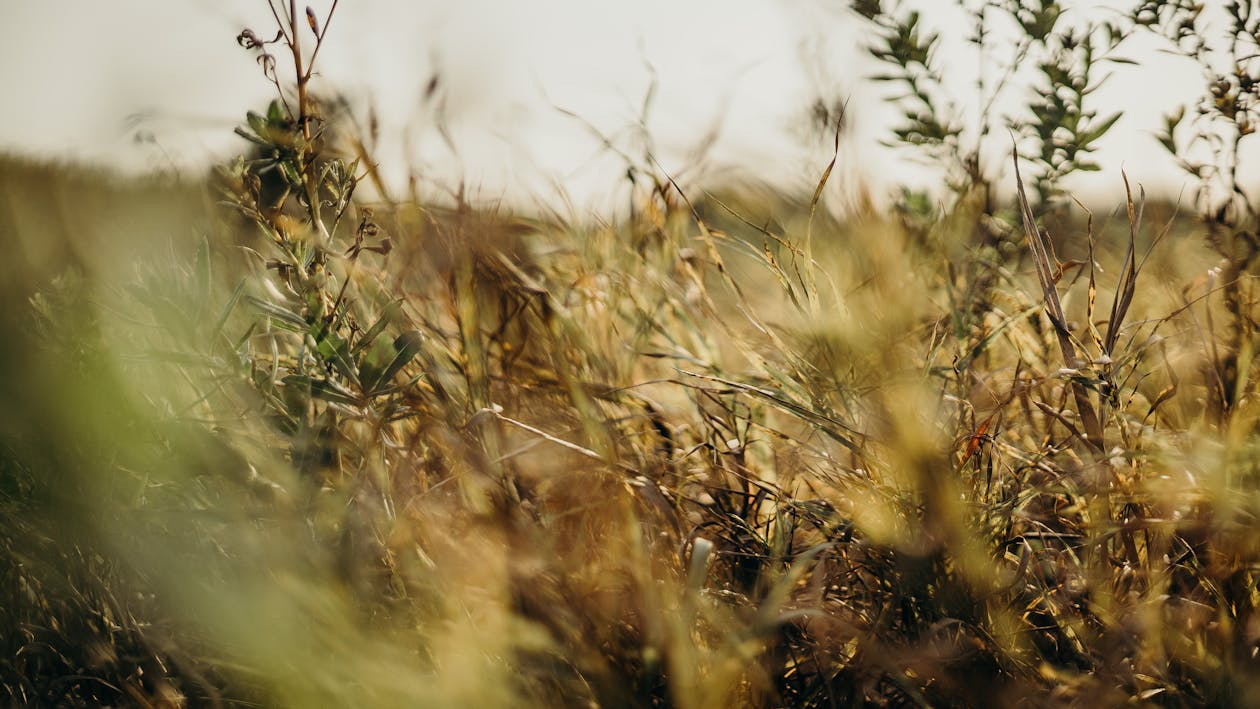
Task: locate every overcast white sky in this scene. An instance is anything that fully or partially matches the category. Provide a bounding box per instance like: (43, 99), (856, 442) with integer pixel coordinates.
(0, 1), (1242, 212)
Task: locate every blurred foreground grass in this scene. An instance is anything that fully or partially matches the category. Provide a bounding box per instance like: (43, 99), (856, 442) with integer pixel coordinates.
(3, 149), (1260, 708)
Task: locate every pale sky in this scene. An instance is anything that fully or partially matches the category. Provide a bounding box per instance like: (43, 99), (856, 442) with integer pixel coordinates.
(0, 1), (1242, 213)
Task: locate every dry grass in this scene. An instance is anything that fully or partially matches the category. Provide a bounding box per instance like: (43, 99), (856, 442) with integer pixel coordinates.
(5, 1), (1260, 705)
(4, 140), (1260, 707)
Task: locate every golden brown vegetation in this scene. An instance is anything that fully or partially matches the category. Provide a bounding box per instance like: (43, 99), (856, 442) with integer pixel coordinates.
(5, 1), (1260, 706)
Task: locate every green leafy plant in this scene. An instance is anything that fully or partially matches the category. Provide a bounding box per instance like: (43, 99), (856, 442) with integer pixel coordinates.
(1141, 0), (1260, 414)
(854, 0), (1131, 212)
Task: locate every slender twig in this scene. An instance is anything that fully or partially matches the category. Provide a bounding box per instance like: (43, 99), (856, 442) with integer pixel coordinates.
(305, 0), (340, 79)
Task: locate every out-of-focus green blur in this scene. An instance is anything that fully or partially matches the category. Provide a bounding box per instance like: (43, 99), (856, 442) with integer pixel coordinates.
(0, 156), (522, 707)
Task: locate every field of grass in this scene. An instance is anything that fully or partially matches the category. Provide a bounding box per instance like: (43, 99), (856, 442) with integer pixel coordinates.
(5, 2), (1260, 707)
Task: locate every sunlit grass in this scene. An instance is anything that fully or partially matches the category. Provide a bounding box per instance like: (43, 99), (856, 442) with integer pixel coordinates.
(5, 1), (1260, 706)
(5, 142), (1260, 706)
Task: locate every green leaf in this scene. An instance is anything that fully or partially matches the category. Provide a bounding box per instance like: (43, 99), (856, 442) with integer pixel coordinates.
(246, 295), (307, 329)
(1077, 111), (1122, 147)
(367, 330), (424, 395)
(233, 126), (270, 146)
(279, 160), (303, 189)
(283, 374), (359, 406)
(352, 300), (403, 355)
(357, 336), (394, 395)
(246, 110), (269, 138)
(310, 322), (357, 384)
(211, 280), (246, 342)
(266, 98), (288, 126)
